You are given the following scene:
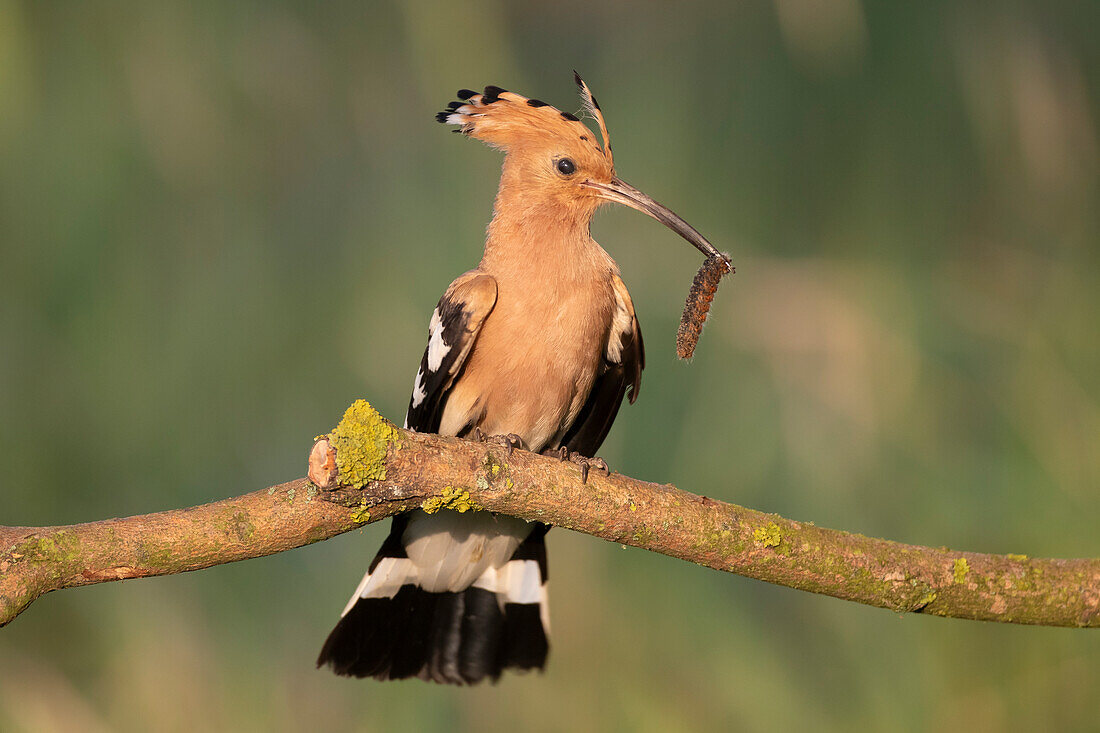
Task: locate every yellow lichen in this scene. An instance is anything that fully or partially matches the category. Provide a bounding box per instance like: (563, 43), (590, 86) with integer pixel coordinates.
(13, 532), (80, 565)
(1007, 553), (1028, 562)
(328, 399), (399, 488)
(225, 510), (255, 542)
(753, 522), (782, 548)
(953, 557), (970, 584)
(350, 502), (372, 524)
(422, 486), (482, 515)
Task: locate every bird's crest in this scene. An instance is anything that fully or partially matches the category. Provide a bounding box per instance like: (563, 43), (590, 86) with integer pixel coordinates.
(436, 75), (613, 166)
(572, 71), (613, 168)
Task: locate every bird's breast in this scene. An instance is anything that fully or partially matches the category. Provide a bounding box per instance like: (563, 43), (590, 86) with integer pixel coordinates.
(438, 273), (616, 453)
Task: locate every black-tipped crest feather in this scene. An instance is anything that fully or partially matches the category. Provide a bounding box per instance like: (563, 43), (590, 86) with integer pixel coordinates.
(571, 71), (614, 166)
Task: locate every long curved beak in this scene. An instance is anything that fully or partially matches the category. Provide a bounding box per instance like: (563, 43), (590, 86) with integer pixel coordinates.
(584, 177), (730, 265)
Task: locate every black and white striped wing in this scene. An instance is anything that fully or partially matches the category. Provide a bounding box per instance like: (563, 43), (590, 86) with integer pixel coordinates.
(560, 274), (644, 457)
(403, 270), (497, 433)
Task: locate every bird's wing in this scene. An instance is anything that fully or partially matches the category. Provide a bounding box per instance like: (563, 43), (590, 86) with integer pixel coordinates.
(559, 274), (645, 457)
(403, 270), (498, 433)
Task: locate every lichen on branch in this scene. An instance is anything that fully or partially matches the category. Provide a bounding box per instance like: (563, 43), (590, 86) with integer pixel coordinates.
(327, 399), (400, 487)
(3, 398), (1099, 630)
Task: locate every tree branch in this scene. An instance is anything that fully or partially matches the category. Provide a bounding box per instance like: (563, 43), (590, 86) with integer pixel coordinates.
(3, 400), (1098, 629)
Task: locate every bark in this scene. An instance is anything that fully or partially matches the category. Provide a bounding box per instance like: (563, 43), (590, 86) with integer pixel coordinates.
(2, 402), (1098, 629)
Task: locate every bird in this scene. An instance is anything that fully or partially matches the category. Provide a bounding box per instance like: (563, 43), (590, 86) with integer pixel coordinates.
(317, 74), (726, 685)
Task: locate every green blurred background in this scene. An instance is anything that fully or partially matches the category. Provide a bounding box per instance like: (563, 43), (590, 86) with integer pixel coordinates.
(2, 1), (1099, 730)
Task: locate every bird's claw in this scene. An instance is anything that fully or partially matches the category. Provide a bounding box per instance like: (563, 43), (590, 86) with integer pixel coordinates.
(540, 447), (610, 484)
(575, 456), (609, 484)
(540, 445), (570, 462)
(473, 428), (525, 456)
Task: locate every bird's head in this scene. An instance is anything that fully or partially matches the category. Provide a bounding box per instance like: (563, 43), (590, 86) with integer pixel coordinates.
(438, 74), (727, 262)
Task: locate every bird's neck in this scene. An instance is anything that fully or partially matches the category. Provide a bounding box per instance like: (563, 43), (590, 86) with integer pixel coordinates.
(480, 174), (614, 283)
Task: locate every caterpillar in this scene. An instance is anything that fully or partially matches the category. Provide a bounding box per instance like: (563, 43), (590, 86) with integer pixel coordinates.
(676, 254), (733, 360)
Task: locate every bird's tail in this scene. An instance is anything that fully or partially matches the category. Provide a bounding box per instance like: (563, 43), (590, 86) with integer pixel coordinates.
(316, 514), (549, 685)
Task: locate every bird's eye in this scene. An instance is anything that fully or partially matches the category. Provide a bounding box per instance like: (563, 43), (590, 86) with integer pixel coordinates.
(556, 158), (576, 176)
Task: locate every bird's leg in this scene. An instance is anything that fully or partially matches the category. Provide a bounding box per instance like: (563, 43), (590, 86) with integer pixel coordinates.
(540, 446), (610, 484)
(472, 428), (526, 457)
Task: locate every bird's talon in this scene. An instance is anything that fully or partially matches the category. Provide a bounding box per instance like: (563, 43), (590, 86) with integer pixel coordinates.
(540, 446), (568, 461)
(475, 431), (525, 456)
(566, 453), (610, 484)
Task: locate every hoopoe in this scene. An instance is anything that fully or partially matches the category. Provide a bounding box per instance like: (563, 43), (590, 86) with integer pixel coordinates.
(317, 74), (725, 684)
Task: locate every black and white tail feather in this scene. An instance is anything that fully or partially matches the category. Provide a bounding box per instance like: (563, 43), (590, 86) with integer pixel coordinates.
(316, 514), (549, 684)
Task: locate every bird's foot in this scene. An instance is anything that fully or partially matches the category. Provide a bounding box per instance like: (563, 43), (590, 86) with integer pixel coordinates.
(472, 428), (526, 457)
(574, 455), (609, 484)
(541, 446), (610, 484)
(541, 445), (570, 462)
